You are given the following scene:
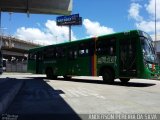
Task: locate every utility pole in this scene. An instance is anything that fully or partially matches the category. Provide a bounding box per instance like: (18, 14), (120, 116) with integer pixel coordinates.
(56, 14), (82, 42)
(155, 0), (157, 41)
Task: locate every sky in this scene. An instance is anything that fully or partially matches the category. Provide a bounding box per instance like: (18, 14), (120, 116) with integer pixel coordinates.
(1, 0), (160, 45)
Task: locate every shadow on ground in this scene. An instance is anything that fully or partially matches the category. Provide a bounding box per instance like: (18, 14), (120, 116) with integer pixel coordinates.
(4, 77), (81, 120)
(37, 77), (156, 87)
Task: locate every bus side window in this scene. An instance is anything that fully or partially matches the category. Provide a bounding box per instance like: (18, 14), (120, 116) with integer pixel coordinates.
(55, 47), (60, 58)
(56, 47), (66, 58)
(96, 40), (107, 55)
(79, 49), (85, 55)
(108, 39), (116, 56)
(44, 47), (54, 59)
(96, 38), (116, 56)
(29, 53), (36, 60)
(78, 43), (90, 57)
(68, 50), (77, 60)
(68, 46), (78, 60)
(53, 47), (66, 59)
(38, 52), (43, 61)
(61, 47), (66, 58)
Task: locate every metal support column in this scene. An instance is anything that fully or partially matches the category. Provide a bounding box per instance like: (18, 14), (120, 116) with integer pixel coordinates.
(155, 0), (157, 41)
(69, 25), (71, 42)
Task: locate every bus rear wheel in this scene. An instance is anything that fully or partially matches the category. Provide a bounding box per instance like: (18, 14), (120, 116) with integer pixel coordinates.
(120, 78), (130, 83)
(102, 68), (115, 84)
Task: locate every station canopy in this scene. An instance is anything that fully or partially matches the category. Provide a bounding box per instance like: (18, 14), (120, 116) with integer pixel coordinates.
(0, 0), (72, 15)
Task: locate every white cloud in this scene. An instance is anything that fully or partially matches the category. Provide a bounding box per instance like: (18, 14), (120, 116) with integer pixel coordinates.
(136, 21), (160, 33)
(16, 27), (52, 45)
(128, 0), (160, 38)
(15, 20), (77, 45)
(128, 3), (143, 21)
(45, 20), (76, 42)
(15, 19), (115, 44)
(83, 19), (115, 37)
(145, 0), (160, 20)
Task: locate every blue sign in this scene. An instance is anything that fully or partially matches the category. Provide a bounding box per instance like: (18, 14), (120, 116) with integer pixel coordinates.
(57, 14), (82, 26)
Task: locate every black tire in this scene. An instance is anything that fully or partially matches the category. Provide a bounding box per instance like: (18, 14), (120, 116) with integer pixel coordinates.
(120, 78), (130, 83)
(102, 68), (115, 84)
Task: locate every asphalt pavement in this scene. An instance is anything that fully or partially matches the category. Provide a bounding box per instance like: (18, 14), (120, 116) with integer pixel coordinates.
(1, 73), (160, 120)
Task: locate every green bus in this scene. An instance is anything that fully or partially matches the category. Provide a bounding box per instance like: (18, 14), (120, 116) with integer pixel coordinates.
(28, 30), (159, 83)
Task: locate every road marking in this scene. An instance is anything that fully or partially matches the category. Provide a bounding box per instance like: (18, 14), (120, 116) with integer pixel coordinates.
(67, 89), (80, 97)
(59, 88), (106, 99)
(21, 87), (106, 100)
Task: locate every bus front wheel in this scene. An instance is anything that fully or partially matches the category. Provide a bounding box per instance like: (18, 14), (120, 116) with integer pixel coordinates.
(120, 78), (130, 83)
(102, 68), (115, 84)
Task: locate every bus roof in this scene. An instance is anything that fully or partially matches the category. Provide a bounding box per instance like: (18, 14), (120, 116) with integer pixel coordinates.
(28, 29), (143, 52)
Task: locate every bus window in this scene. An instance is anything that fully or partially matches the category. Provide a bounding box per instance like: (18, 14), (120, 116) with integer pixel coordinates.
(68, 50), (78, 60)
(55, 47), (66, 58)
(44, 47), (54, 59)
(96, 40), (106, 55)
(96, 38), (116, 56)
(79, 49), (85, 55)
(78, 42), (94, 57)
(79, 48), (88, 56)
(37, 52), (43, 61)
(29, 53), (36, 60)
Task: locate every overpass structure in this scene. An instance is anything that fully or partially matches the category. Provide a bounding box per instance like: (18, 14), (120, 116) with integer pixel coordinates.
(0, 0), (72, 15)
(1, 35), (40, 60)
(0, 36), (40, 72)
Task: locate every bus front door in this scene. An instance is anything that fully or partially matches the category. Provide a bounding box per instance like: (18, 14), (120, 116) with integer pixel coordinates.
(119, 38), (137, 78)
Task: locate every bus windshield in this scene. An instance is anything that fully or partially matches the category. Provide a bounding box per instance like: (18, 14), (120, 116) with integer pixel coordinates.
(141, 37), (157, 64)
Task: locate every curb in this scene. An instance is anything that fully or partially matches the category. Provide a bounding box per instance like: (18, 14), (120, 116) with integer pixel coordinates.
(0, 78), (24, 114)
